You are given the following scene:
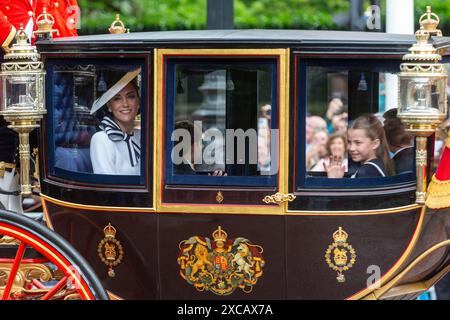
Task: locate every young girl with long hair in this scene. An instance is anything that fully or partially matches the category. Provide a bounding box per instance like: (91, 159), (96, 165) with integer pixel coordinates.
(325, 114), (395, 178)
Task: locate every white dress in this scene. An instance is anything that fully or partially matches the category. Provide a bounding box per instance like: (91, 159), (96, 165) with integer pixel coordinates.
(90, 129), (141, 175)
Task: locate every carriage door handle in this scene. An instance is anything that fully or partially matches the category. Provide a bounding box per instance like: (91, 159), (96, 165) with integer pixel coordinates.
(262, 192), (296, 205)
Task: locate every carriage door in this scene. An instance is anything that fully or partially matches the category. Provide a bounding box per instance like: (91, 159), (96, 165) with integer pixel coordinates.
(155, 49), (289, 214)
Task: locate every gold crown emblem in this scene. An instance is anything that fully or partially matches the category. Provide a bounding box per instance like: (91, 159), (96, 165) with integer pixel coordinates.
(420, 6), (439, 31)
(105, 242), (116, 261)
(109, 14), (128, 34)
(419, 6), (442, 37)
(104, 223), (117, 238)
(212, 226), (228, 243)
(333, 248), (348, 266)
(36, 7), (55, 29)
(332, 227), (348, 243)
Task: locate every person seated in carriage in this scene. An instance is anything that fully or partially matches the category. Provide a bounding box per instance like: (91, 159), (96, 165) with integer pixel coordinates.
(172, 120), (227, 177)
(324, 114), (395, 179)
(89, 68), (142, 175)
(383, 108), (414, 174)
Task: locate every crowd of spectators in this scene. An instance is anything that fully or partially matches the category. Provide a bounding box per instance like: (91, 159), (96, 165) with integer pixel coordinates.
(306, 97), (348, 172)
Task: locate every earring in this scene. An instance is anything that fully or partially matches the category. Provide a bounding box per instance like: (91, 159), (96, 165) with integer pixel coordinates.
(108, 108), (112, 112)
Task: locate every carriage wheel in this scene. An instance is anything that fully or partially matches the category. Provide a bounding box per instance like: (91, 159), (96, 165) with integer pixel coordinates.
(0, 209), (108, 300)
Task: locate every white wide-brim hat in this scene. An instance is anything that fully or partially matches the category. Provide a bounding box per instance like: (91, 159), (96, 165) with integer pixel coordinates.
(90, 67), (141, 114)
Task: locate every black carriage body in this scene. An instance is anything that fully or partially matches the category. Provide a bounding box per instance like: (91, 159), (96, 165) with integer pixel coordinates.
(36, 30), (450, 299)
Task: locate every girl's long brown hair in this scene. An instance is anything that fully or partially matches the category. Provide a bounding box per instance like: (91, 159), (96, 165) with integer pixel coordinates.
(349, 114), (395, 176)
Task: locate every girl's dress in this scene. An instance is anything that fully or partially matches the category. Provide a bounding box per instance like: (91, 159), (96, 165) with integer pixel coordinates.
(351, 158), (387, 178)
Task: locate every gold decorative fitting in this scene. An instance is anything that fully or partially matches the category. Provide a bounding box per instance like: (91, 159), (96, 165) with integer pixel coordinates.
(178, 226), (265, 295)
(0, 162), (16, 178)
(325, 227), (357, 283)
(33, 7), (59, 39)
(216, 191), (224, 204)
(3, 25), (40, 63)
(32, 147), (40, 181)
(262, 192), (296, 205)
(0, 24), (46, 196)
(416, 191), (427, 204)
(109, 14), (129, 34)
(0, 262), (77, 299)
(212, 226), (227, 243)
(103, 223), (117, 238)
(416, 149), (427, 167)
(98, 223), (124, 277)
(401, 30), (441, 66)
(419, 6), (442, 37)
(0, 234), (20, 245)
(397, 7), (448, 206)
(399, 7), (444, 72)
(332, 227), (348, 243)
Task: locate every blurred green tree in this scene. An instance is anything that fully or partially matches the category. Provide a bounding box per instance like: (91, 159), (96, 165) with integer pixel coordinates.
(77, 0), (450, 35)
(77, 0), (349, 34)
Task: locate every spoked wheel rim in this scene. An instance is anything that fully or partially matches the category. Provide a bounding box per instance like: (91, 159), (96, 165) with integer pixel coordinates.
(0, 210), (108, 300)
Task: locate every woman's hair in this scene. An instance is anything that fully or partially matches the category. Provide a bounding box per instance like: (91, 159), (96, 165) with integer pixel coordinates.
(326, 131), (347, 156)
(349, 114), (395, 176)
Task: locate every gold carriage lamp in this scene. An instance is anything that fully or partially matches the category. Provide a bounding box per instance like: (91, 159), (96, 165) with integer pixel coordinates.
(33, 6), (59, 39)
(397, 6), (448, 204)
(0, 26), (46, 196)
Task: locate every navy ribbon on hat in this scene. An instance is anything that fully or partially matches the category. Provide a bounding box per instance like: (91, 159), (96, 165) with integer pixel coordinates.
(99, 115), (141, 167)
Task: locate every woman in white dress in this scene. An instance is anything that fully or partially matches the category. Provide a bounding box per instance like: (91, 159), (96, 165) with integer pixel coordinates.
(90, 69), (141, 175)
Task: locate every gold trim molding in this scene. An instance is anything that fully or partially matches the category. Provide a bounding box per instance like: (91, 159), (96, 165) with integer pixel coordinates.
(154, 48), (290, 215)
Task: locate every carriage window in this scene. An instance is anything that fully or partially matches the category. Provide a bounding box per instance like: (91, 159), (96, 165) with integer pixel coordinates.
(165, 59), (278, 186)
(47, 61), (146, 185)
(304, 62), (414, 182)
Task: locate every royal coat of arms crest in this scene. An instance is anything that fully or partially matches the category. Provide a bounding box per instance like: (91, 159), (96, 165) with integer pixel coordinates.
(325, 227), (357, 283)
(97, 223), (124, 277)
(177, 226), (265, 295)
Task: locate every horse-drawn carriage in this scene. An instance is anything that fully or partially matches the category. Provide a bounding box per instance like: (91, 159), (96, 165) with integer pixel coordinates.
(0, 7), (449, 300)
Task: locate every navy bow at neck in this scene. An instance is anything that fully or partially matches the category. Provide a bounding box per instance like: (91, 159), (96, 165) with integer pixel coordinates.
(99, 116), (141, 167)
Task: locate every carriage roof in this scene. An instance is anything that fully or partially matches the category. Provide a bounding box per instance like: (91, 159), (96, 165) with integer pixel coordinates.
(39, 29), (450, 55)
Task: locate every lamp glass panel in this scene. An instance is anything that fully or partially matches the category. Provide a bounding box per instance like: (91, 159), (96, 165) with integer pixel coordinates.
(4, 73), (38, 111)
(399, 76), (446, 116)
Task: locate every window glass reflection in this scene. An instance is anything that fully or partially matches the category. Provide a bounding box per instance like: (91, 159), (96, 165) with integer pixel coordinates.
(172, 63), (275, 177)
(305, 65), (414, 178)
(52, 65), (142, 176)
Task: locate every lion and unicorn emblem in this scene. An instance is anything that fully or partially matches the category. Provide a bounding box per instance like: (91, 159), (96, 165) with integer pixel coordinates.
(177, 226), (265, 295)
